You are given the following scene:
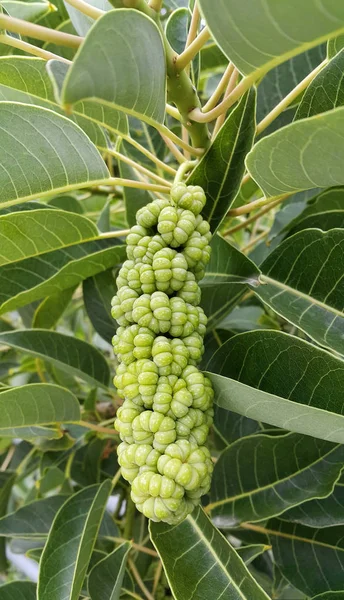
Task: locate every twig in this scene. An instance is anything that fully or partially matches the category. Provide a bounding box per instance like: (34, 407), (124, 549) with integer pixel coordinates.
(174, 160), (197, 184)
(111, 468), (122, 488)
(256, 58), (328, 135)
(223, 196), (285, 236)
(108, 178), (171, 193)
(189, 74), (254, 123)
(185, 1), (200, 49)
(152, 560), (163, 596)
(0, 14), (82, 47)
(166, 103), (182, 121)
(160, 134), (187, 164)
(0, 446), (15, 472)
(78, 420), (118, 435)
(129, 558), (155, 600)
(97, 229), (130, 238)
(123, 135), (176, 176)
(227, 193), (290, 216)
(103, 147), (172, 187)
(203, 62), (234, 112)
(182, 127), (191, 160)
(212, 67), (239, 138)
(110, 537), (158, 557)
(0, 34), (71, 63)
(64, 0), (105, 19)
(241, 229), (269, 253)
(175, 26), (211, 71)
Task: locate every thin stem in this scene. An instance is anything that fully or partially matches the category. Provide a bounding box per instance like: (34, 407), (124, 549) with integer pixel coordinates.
(185, 2), (200, 49)
(128, 558), (155, 600)
(123, 134), (176, 176)
(182, 126), (191, 160)
(152, 561), (163, 596)
(241, 229), (269, 253)
(110, 537), (158, 557)
(174, 160), (197, 184)
(78, 420), (118, 435)
(161, 134), (187, 164)
(0, 34), (71, 63)
(0, 446), (15, 472)
(203, 62), (234, 112)
(189, 74), (254, 123)
(227, 192), (290, 216)
(111, 467), (122, 488)
(64, 0), (104, 19)
(166, 103), (182, 121)
(103, 147), (172, 187)
(159, 123), (204, 156)
(35, 359), (47, 383)
(223, 196), (285, 236)
(0, 14), (82, 47)
(175, 26), (210, 72)
(212, 67), (239, 138)
(124, 495), (136, 540)
(108, 177), (171, 193)
(98, 229), (128, 239)
(122, 590), (143, 600)
(148, 0), (162, 11)
(256, 58), (328, 135)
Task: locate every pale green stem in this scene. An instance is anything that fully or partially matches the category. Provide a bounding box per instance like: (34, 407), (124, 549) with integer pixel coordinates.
(161, 134), (187, 164)
(122, 134), (177, 176)
(174, 160), (197, 184)
(185, 2), (200, 49)
(78, 420), (119, 435)
(212, 67), (239, 138)
(111, 467), (122, 488)
(175, 26), (211, 71)
(0, 13), (82, 47)
(203, 62), (234, 112)
(128, 558), (155, 600)
(241, 228), (269, 253)
(98, 229), (130, 239)
(0, 34), (71, 62)
(100, 146), (172, 187)
(228, 192), (290, 216)
(223, 196), (284, 236)
(148, 0), (162, 11)
(107, 177), (171, 193)
(256, 58), (328, 135)
(189, 74), (255, 123)
(64, 0), (104, 19)
(166, 103), (182, 121)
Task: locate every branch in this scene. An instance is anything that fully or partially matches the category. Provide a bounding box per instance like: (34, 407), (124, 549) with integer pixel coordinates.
(189, 74), (255, 123)
(160, 134), (187, 164)
(64, 0), (105, 19)
(223, 196), (284, 236)
(108, 177), (171, 193)
(128, 558), (155, 600)
(0, 14), (82, 47)
(256, 58), (328, 135)
(203, 62), (234, 112)
(227, 193), (290, 216)
(185, 2), (200, 49)
(0, 34), (71, 63)
(100, 147), (172, 187)
(175, 26), (210, 71)
(122, 134), (177, 175)
(212, 67), (239, 138)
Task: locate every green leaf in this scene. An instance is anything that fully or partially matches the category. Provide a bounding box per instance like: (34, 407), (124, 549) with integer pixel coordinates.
(0, 384), (80, 439)
(256, 229), (344, 356)
(282, 484), (344, 527)
(150, 506), (270, 600)
(83, 269), (117, 344)
(328, 34), (344, 58)
(257, 45), (326, 123)
(0, 471), (16, 570)
(266, 518), (344, 597)
(65, 0), (112, 36)
(312, 594), (344, 600)
(200, 42), (228, 73)
(0, 329), (110, 387)
(48, 194), (84, 214)
(88, 542), (131, 600)
(33, 287), (77, 329)
(0, 56), (128, 141)
(206, 330), (344, 444)
(166, 8), (199, 85)
(246, 105), (344, 197)
(0, 582), (36, 599)
(0, 102), (109, 206)
(201, 235), (260, 329)
(208, 433), (344, 528)
(296, 49), (344, 119)
(0, 238), (126, 315)
(187, 89), (256, 231)
(1, 0), (51, 21)
(0, 495), (68, 538)
(62, 10), (166, 126)
(198, 0), (344, 77)
(213, 405), (261, 446)
(237, 544), (270, 566)
(37, 481), (112, 600)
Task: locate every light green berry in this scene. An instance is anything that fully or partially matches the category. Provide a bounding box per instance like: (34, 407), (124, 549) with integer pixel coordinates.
(171, 183), (206, 216)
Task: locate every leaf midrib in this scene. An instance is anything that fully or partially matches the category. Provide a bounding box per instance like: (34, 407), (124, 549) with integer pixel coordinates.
(207, 443), (342, 512)
(259, 274), (344, 319)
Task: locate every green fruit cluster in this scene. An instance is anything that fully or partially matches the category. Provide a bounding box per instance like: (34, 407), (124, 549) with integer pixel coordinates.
(112, 183), (214, 524)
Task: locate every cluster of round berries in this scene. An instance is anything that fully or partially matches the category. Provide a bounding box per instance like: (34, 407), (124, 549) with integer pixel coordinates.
(112, 183), (214, 524)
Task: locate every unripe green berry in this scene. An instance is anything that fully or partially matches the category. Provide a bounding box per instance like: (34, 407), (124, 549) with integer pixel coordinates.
(158, 206), (196, 248)
(115, 399), (143, 444)
(137, 198), (171, 228)
(177, 272), (201, 306)
(126, 225), (149, 260)
(132, 410), (176, 451)
(171, 183), (206, 216)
